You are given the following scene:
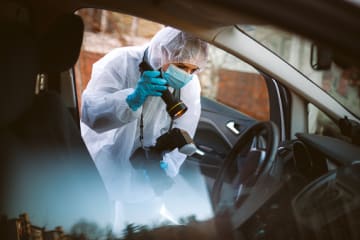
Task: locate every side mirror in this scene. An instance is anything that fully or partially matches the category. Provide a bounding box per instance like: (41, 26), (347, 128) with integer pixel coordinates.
(310, 44), (333, 70)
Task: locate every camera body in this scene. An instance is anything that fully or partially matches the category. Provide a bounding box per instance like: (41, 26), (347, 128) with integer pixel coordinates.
(155, 128), (197, 156)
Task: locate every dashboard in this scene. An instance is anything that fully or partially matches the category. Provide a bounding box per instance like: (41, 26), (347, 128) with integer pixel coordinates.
(237, 133), (360, 240)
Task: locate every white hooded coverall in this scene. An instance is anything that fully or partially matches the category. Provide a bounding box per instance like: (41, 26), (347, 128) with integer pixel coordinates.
(80, 27), (207, 204)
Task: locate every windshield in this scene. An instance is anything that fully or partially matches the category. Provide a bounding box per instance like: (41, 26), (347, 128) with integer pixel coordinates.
(239, 25), (360, 118)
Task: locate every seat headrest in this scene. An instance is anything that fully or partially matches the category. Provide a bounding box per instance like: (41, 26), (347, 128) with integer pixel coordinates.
(0, 22), (39, 127)
(0, 14), (84, 127)
(39, 14), (84, 72)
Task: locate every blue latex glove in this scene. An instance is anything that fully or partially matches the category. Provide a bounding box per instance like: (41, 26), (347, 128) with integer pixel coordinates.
(126, 70), (167, 111)
(159, 160), (168, 170)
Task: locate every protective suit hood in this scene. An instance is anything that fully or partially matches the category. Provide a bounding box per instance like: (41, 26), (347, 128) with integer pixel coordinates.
(147, 27), (208, 71)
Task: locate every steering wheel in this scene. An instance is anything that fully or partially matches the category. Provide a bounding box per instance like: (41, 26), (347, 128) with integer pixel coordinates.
(211, 121), (280, 213)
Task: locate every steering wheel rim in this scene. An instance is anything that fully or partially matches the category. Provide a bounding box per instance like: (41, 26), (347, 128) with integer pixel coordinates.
(211, 121), (280, 212)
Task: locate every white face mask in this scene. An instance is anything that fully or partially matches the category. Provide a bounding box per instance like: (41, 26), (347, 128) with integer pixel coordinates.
(162, 64), (193, 89)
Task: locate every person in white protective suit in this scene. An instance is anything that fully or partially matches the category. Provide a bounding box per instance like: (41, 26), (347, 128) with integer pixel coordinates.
(80, 27), (208, 230)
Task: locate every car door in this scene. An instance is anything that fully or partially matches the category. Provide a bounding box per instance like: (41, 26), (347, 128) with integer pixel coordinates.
(184, 45), (276, 180)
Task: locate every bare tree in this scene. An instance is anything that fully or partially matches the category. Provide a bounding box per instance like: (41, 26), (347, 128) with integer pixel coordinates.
(70, 219), (104, 240)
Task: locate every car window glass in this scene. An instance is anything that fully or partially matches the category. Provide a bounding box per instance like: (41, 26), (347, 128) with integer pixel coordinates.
(198, 45), (270, 121)
(308, 103), (345, 140)
(74, 9), (217, 236)
(239, 25), (360, 119)
(73, 9), (270, 237)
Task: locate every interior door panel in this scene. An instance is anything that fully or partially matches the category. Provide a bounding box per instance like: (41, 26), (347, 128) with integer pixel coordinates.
(187, 97), (257, 179)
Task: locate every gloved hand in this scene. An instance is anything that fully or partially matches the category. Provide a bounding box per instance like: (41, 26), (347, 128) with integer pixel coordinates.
(126, 70), (167, 111)
(129, 147), (174, 196)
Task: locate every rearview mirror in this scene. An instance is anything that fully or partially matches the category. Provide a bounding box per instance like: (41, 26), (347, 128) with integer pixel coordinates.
(310, 44), (333, 70)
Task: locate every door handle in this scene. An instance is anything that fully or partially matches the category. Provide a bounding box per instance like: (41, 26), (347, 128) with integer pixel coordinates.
(226, 121), (240, 134)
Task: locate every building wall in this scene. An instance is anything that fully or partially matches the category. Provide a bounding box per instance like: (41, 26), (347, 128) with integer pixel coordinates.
(217, 69), (269, 120)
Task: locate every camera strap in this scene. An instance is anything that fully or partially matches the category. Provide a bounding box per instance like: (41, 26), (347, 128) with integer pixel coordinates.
(140, 94), (178, 149)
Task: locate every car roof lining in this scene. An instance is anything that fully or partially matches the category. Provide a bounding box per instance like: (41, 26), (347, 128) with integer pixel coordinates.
(18, 0), (360, 67)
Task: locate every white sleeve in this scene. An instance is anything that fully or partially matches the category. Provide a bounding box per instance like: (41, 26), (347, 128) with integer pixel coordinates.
(80, 49), (142, 133)
(162, 75), (201, 177)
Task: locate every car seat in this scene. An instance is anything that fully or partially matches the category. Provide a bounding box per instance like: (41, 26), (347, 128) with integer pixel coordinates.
(0, 14), (112, 234)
